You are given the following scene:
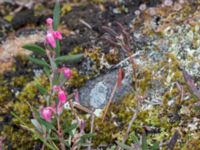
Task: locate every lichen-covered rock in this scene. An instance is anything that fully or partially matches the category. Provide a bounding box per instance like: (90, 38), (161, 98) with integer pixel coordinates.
(79, 65), (133, 108)
(81, 1), (200, 148)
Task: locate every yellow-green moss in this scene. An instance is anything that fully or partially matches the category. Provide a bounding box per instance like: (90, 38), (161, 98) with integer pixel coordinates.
(69, 69), (89, 88)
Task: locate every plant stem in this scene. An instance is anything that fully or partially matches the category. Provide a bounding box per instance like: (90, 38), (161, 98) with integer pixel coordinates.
(88, 111), (95, 150)
(57, 116), (66, 150)
(69, 99), (80, 123)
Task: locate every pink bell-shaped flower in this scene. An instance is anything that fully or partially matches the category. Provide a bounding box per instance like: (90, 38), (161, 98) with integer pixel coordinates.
(46, 32), (56, 48)
(40, 107), (54, 122)
(53, 31), (62, 40)
(58, 89), (67, 104)
(63, 67), (73, 79)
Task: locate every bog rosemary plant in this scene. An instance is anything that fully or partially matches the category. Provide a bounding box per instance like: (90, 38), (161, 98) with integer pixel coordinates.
(12, 2), (94, 150)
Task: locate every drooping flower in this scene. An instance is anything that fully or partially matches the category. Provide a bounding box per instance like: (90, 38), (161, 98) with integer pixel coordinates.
(46, 31), (56, 48)
(40, 107), (54, 122)
(63, 67), (73, 79)
(53, 31), (62, 40)
(58, 89), (67, 104)
(45, 18), (62, 48)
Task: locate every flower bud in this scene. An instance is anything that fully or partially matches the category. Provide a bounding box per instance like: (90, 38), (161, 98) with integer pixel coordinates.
(63, 68), (73, 79)
(40, 107), (54, 122)
(46, 18), (53, 26)
(58, 89), (67, 104)
(53, 31), (62, 40)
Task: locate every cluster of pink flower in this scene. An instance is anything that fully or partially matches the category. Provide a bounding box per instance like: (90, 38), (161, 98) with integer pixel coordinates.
(45, 18), (62, 48)
(40, 67), (72, 122)
(40, 18), (73, 122)
(40, 86), (66, 122)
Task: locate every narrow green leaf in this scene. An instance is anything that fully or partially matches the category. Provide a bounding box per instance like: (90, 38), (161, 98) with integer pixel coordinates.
(11, 111), (27, 125)
(44, 67), (51, 76)
(22, 44), (46, 56)
(53, 1), (60, 30)
(34, 133), (57, 150)
(55, 40), (60, 57)
(38, 118), (56, 131)
(28, 56), (50, 68)
(55, 54), (84, 64)
(31, 119), (45, 133)
(35, 83), (47, 95)
(116, 141), (133, 150)
(63, 123), (78, 134)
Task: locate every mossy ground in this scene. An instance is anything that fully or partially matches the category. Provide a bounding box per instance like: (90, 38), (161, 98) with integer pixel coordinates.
(1, 0), (200, 149)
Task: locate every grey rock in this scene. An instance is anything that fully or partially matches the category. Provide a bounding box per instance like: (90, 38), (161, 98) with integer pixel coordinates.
(79, 66), (133, 109)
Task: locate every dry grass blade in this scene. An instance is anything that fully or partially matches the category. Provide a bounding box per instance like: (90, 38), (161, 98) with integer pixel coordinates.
(102, 67), (124, 122)
(102, 81), (118, 122)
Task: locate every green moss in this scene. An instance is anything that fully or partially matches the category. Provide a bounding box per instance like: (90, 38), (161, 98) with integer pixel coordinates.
(61, 3), (72, 15)
(0, 75), (48, 149)
(91, 50), (200, 148)
(137, 68), (152, 94)
(0, 55), (49, 149)
(105, 51), (120, 64)
(69, 69), (89, 88)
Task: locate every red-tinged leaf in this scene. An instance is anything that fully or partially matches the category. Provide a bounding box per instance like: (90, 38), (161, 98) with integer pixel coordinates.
(117, 67), (124, 89)
(182, 70), (200, 100)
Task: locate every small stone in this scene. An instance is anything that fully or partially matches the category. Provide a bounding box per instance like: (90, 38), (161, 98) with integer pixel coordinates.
(89, 82), (108, 108)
